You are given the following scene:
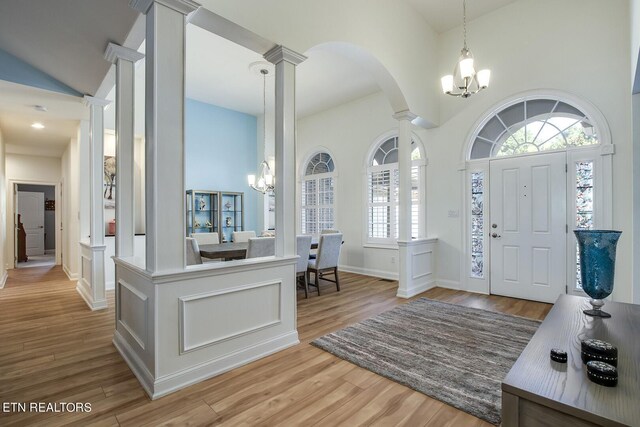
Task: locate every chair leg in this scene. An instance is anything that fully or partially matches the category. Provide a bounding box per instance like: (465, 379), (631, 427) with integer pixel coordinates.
(334, 267), (340, 292)
(315, 269), (320, 295)
(303, 272), (309, 299)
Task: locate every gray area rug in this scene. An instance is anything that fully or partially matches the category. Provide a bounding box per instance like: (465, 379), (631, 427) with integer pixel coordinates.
(311, 298), (540, 425)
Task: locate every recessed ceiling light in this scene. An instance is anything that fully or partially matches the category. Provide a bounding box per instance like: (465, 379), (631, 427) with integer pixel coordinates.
(31, 122), (45, 129)
(33, 105), (48, 112)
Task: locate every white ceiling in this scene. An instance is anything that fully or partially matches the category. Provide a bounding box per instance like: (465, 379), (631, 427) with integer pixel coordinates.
(406, 0), (517, 33)
(0, 81), (86, 157)
(183, 25), (380, 119)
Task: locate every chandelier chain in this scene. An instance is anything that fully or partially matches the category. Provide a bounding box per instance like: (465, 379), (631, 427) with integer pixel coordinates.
(463, 0), (467, 50)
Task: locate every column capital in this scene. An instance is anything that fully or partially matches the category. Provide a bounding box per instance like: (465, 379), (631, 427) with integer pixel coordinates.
(130, 0), (199, 15)
(105, 43), (145, 64)
(264, 45), (307, 66)
(83, 95), (111, 108)
(392, 110), (417, 122)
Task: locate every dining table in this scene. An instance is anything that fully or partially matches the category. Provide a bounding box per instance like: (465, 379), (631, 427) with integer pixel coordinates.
(199, 239), (320, 260)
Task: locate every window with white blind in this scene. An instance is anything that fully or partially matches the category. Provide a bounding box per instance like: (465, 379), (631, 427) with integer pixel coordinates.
(301, 152), (335, 235)
(366, 136), (424, 244)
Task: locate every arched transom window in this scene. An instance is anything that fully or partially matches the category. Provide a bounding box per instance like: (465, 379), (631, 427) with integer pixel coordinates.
(301, 152), (336, 235)
(470, 98), (599, 159)
(367, 136), (424, 244)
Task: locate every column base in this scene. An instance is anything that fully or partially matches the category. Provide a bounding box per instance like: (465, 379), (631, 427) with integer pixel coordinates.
(396, 238), (438, 299)
(78, 242), (108, 310)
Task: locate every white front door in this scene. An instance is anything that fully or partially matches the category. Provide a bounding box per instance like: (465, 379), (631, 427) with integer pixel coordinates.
(490, 152), (567, 303)
(18, 191), (45, 256)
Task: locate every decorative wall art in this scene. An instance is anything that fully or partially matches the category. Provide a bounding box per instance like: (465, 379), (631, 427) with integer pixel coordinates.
(104, 155), (116, 209)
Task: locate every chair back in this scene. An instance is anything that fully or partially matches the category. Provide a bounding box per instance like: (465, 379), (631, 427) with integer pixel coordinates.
(321, 229), (339, 234)
(246, 237), (275, 258)
(316, 233), (343, 270)
(190, 232), (219, 245)
(186, 237), (203, 265)
(296, 235), (313, 273)
(232, 230), (257, 242)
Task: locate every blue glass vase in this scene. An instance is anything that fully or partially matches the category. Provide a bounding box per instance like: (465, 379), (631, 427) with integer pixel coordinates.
(574, 230), (622, 318)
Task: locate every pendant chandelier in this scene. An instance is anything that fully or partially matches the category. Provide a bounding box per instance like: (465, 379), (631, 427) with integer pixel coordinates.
(248, 68), (275, 194)
(441, 0), (490, 98)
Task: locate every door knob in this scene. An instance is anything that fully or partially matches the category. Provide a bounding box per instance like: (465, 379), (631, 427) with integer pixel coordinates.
(491, 233), (501, 238)
(492, 224), (498, 229)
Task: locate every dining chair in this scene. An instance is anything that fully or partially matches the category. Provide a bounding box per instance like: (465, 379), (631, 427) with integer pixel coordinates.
(246, 237), (275, 258)
(296, 235), (313, 298)
(307, 233), (343, 295)
(190, 232), (219, 245)
(232, 230), (257, 242)
(310, 229), (340, 259)
(186, 237), (203, 266)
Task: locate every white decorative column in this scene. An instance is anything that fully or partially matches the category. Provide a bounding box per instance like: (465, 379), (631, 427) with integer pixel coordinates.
(130, 0), (199, 272)
(105, 43), (144, 258)
(264, 46), (306, 257)
(78, 95), (110, 310)
(394, 110), (437, 298)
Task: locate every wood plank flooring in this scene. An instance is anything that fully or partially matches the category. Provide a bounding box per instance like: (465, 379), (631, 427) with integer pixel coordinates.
(0, 265), (551, 426)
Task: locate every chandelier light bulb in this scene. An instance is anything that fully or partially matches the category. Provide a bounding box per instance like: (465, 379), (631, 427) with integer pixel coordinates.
(441, 75), (454, 94)
(477, 69), (491, 88)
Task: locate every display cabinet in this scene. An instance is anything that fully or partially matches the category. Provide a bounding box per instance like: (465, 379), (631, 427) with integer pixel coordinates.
(220, 192), (244, 243)
(186, 190), (218, 237)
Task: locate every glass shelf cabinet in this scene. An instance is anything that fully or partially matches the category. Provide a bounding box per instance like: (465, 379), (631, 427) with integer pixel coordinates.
(220, 192), (244, 243)
(186, 190), (219, 237)
(186, 190), (244, 243)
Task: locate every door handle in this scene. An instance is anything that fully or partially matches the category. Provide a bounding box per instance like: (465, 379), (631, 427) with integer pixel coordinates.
(491, 233), (501, 238)
(38, 226), (44, 229)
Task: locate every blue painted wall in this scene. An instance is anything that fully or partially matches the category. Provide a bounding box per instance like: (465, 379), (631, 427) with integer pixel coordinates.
(185, 98), (258, 235)
(0, 49), (82, 97)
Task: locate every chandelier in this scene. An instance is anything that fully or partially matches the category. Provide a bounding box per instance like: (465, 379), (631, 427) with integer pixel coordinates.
(248, 68), (275, 194)
(441, 0), (490, 98)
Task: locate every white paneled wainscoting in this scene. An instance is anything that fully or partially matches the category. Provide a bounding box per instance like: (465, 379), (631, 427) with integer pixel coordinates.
(112, 256), (299, 399)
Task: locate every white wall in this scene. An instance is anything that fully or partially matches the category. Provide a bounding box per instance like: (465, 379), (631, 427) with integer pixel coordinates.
(429, 0), (633, 301)
(297, 91), (417, 279)
(5, 153), (62, 270)
(61, 138), (80, 279)
(0, 129), (6, 286)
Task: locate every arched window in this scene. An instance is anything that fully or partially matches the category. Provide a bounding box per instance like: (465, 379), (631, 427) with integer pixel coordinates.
(366, 136), (424, 244)
(301, 152), (336, 235)
(469, 99), (599, 159)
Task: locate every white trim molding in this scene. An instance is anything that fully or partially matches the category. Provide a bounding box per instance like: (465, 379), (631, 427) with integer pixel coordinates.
(104, 42), (145, 64)
(129, 0), (200, 15)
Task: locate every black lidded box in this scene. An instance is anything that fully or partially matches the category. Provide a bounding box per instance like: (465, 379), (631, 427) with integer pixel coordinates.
(581, 338), (618, 367)
(586, 360), (618, 387)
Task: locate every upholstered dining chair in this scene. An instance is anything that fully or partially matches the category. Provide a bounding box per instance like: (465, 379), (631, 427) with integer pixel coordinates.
(246, 237), (275, 258)
(296, 235), (313, 298)
(190, 232), (219, 245)
(307, 233), (343, 295)
(186, 237), (203, 266)
(310, 228), (340, 260)
(232, 230), (257, 242)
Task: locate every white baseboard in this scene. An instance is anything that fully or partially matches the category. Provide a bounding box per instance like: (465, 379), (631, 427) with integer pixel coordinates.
(396, 280), (437, 298)
(339, 264), (398, 281)
(76, 282), (108, 311)
(114, 330), (300, 400)
(63, 264), (79, 281)
(437, 279), (461, 290)
(0, 270), (7, 289)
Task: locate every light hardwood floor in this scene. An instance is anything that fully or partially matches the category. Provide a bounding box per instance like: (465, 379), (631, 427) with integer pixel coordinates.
(0, 266), (551, 426)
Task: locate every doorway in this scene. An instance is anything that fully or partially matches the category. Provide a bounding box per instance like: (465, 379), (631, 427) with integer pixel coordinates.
(14, 183), (58, 269)
(489, 151), (567, 303)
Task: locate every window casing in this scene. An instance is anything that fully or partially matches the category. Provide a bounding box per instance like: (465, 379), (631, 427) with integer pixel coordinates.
(366, 136), (424, 244)
(301, 152), (335, 235)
